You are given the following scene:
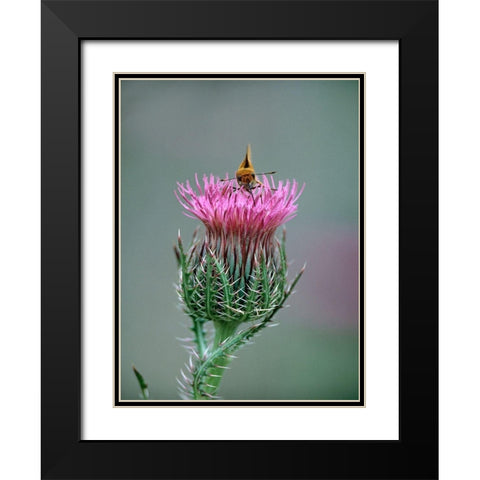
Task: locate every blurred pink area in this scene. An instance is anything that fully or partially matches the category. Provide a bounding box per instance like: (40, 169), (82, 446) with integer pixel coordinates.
(289, 225), (359, 329)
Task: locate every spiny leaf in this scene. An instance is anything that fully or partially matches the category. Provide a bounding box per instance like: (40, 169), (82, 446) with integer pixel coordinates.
(205, 254), (213, 318)
(210, 252), (233, 318)
(260, 257), (270, 310)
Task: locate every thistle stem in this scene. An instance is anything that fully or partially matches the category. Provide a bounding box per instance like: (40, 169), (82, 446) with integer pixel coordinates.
(208, 321), (240, 396)
(213, 320), (240, 349)
(191, 320), (240, 399)
(200, 355), (232, 397)
(192, 317), (207, 358)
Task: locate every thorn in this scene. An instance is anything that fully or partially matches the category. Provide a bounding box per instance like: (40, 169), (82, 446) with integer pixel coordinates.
(225, 353), (238, 359)
(204, 383), (217, 389)
(214, 364), (230, 370)
(207, 373), (222, 378)
(176, 336), (194, 342)
(189, 349), (200, 360)
(201, 391), (218, 399)
(176, 377), (186, 388)
(180, 369), (191, 384)
(177, 383), (190, 392)
(177, 387), (189, 397)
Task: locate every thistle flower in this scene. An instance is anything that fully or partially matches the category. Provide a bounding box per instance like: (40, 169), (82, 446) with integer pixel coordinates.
(174, 172), (304, 399)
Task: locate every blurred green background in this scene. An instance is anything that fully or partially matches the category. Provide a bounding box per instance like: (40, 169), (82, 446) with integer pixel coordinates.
(120, 78), (359, 400)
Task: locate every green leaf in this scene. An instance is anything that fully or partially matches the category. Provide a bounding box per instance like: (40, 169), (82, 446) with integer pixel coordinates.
(132, 365), (149, 400)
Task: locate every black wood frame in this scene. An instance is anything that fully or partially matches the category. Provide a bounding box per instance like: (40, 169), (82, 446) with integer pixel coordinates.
(42, 1), (438, 478)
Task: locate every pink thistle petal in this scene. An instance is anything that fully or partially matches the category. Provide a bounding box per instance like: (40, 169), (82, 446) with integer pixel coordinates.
(176, 174), (304, 244)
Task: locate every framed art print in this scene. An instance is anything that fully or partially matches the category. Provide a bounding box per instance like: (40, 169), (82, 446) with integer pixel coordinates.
(42, 1), (438, 479)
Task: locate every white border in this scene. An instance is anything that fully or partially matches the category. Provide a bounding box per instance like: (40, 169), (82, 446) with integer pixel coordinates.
(82, 41), (399, 440)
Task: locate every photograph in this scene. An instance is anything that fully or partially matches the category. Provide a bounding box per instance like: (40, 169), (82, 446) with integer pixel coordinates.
(116, 75), (364, 403)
